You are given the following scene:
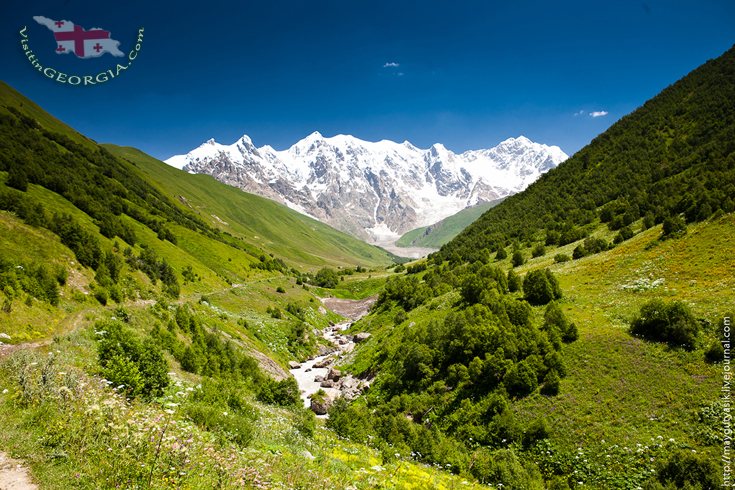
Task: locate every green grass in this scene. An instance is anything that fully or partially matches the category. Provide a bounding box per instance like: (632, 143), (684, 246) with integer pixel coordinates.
(396, 199), (502, 249)
(0, 333), (491, 490)
(104, 144), (399, 269)
(339, 214), (731, 488)
(0, 81), (99, 150)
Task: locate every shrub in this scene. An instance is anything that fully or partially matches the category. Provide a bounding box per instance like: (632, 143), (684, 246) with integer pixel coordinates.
(511, 251), (525, 268)
(540, 369), (561, 396)
(543, 301), (577, 342)
(276, 286), (286, 293)
(96, 320), (170, 398)
(294, 407), (316, 437)
(704, 340), (724, 363)
(613, 226), (634, 244)
(523, 416), (550, 447)
(314, 267), (339, 288)
(554, 254), (570, 263)
(662, 215), (686, 238)
(572, 245), (586, 260)
(531, 243), (546, 258)
(256, 377), (300, 407)
(503, 360), (538, 397)
(94, 287), (108, 306)
(630, 299), (700, 350)
(643, 449), (721, 489)
(507, 269), (521, 293)
(496, 247), (508, 260)
(183, 402), (255, 446)
(523, 269), (562, 305)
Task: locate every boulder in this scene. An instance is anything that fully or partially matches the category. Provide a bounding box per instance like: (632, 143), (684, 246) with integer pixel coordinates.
(305, 368), (312, 372)
(317, 345), (334, 356)
(314, 375), (324, 382)
(354, 333), (372, 343)
(310, 395), (334, 415)
(288, 361), (302, 369)
(320, 379), (335, 388)
(314, 358), (333, 369)
(318, 306), (327, 315)
(327, 368), (341, 382)
(339, 377), (356, 390)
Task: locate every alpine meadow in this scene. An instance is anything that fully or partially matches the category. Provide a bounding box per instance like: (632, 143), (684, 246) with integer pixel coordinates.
(0, 30), (733, 490)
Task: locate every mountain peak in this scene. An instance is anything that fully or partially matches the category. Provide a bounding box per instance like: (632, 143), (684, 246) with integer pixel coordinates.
(165, 133), (567, 241)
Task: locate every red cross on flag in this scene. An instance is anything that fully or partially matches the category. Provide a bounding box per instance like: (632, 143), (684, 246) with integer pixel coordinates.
(33, 16), (124, 59)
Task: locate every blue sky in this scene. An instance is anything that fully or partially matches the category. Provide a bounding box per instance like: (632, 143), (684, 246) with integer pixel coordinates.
(2, 0), (734, 160)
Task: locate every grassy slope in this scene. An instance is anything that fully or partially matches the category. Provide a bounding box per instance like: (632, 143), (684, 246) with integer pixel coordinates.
(341, 214), (729, 484)
(0, 81), (97, 149)
(395, 199), (501, 248)
(104, 144), (397, 269)
(509, 215), (731, 451)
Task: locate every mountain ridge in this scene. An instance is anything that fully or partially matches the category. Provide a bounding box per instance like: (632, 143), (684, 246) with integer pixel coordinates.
(166, 133), (567, 242)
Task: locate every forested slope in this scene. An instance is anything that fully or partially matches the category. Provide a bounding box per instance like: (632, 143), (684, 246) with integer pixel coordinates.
(436, 45), (735, 262)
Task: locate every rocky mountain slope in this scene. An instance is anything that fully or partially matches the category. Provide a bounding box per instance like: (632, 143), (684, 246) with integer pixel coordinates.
(166, 133), (567, 242)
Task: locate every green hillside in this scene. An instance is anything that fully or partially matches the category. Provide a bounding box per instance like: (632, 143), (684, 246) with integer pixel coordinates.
(395, 198), (503, 248)
(436, 44), (735, 263)
(314, 46), (733, 488)
(0, 43), (732, 490)
(103, 144), (399, 269)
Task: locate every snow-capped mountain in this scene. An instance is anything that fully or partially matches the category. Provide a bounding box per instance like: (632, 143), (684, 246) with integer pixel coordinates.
(165, 133), (567, 242)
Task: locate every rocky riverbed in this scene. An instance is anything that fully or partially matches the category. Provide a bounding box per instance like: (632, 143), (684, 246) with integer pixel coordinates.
(289, 296), (376, 416)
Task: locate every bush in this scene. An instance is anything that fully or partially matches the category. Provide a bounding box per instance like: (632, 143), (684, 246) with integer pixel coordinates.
(643, 449), (721, 490)
(613, 226), (634, 244)
(495, 247), (508, 260)
(184, 403), (255, 446)
(503, 360), (538, 397)
(523, 416), (550, 447)
(276, 286), (286, 293)
(630, 299), (700, 350)
(662, 215), (686, 238)
(96, 320), (170, 398)
(544, 301), (577, 342)
(507, 269), (521, 293)
(704, 340), (724, 363)
(554, 254), (570, 263)
(531, 243), (546, 258)
(511, 251), (525, 268)
(540, 369), (561, 396)
(314, 267), (339, 288)
(256, 377), (300, 407)
(94, 287), (108, 306)
(523, 269), (562, 305)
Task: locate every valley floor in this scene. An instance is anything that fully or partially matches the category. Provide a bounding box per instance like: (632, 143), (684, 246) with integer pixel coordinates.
(368, 239), (437, 259)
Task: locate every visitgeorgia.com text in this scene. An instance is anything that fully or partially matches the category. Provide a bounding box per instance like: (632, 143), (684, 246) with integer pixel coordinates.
(19, 25), (145, 85)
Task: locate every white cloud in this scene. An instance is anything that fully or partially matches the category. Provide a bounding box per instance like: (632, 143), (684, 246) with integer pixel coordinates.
(574, 110), (585, 117)
(590, 111), (608, 117)
(383, 62), (399, 67)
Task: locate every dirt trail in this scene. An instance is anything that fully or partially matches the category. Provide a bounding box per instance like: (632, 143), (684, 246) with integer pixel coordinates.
(0, 452), (38, 490)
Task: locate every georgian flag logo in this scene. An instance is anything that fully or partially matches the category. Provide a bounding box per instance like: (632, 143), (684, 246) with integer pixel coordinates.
(33, 16), (124, 59)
